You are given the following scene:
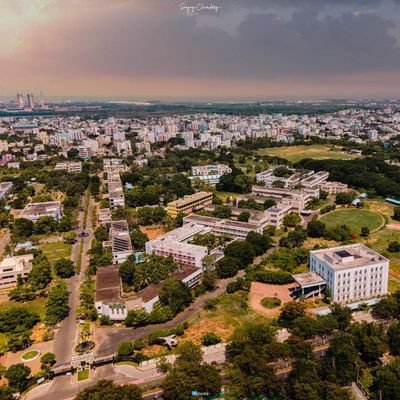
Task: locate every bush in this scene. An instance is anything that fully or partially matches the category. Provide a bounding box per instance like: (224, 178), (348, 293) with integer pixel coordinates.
(252, 269), (295, 285)
(133, 339), (145, 351)
(202, 332), (221, 346)
(99, 315), (114, 326)
(204, 298), (219, 311)
(388, 241), (400, 253)
(149, 306), (173, 324)
(54, 258), (75, 278)
(260, 297), (281, 309)
(117, 341), (134, 357)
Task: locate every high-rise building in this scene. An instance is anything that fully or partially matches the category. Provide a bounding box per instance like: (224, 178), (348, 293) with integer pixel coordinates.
(27, 94), (35, 109)
(16, 94), (24, 109)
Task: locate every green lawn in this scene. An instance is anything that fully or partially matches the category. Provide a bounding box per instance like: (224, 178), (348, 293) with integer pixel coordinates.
(0, 297), (47, 320)
(319, 209), (385, 234)
(39, 241), (72, 264)
(257, 145), (360, 163)
(21, 350), (40, 360)
(77, 369), (89, 381)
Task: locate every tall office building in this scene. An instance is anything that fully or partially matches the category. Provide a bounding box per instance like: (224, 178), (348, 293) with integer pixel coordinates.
(27, 94), (35, 109)
(16, 94), (24, 109)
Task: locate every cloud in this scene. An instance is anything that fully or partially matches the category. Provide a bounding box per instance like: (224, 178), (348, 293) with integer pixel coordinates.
(1, 0), (400, 98)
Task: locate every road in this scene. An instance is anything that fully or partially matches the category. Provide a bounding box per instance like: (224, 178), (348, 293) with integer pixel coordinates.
(0, 229), (10, 256)
(94, 274), (240, 356)
(53, 193), (95, 366)
(26, 346), (226, 400)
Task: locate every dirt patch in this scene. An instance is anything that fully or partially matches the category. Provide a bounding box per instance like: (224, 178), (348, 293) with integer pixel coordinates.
(140, 226), (165, 240)
(249, 282), (296, 317)
(31, 323), (47, 343)
(182, 317), (233, 346)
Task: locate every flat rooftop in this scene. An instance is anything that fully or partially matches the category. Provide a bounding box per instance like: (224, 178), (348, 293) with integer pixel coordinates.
(96, 266), (122, 303)
(292, 272), (326, 287)
(20, 201), (61, 217)
(311, 244), (388, 271)
(169, 191), (212, 207)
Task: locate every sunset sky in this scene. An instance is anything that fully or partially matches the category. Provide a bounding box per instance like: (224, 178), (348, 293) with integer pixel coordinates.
(1, 0), (400, 101)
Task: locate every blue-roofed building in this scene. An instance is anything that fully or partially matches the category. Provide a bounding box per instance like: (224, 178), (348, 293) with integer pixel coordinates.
(386, 197), (400, 205)
(352, 199), (361, 206)
(125, 182), (133, 190)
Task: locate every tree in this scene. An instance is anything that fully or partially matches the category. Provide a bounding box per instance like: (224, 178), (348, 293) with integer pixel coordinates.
(12, 218), (34, 238)
(371, 358), (400, 400)
(335, 192), (355, 205)
(119, 257), (136, 286)
(0, 386), (15, 400)
(0, 308), (40, 333)
(213, 205), (232, 219)
(75, 380), (142, 400)
(319, 190), (329, 200)
(388, 321), (400, 356)
(224, 240), (255, 268)
(40, 352), (56, 368)
(330, 304), (352, 330)
(54, 258), (75, 278)
(307, 216), (326, 238)
(94, 225), (109, 242)
(278, 301), (307, 328)
(34, 216), (58, 234)
(388, 241), (400, 253)
(117, 341), (134, 357)
(324, 332), (360, 385)
(283, 212), (302, 228)
(162, 342), (221, 400)
(238, 211), (251, 222)
(215, 256), (240, 278)
(361, 226), (370, 237)
(246, 231), (270, 256)
(394, 206), (400, 221)
(45, 281), (69, 326)
(125, 309), (150, 328)
(263, 198), (277, 210)
(202, 332), (221, 346)
(159, 278), (192, 315)
(5, 363), (31, 392)
(129, 229), (148, 250)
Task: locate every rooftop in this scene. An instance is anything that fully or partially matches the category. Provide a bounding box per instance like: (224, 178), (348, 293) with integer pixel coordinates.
(95, 265), (122, 303)
(292, 272), (326, 287)
(168, 191), (212, 207)
(311, 244), (388, 271)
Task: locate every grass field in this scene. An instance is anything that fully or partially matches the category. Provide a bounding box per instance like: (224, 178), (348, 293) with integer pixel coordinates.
(257, 145), (360, 163)
(21, 350), (40, 360)
(77, 369), (89, 381)
(0, 297), (47, 320)
(319, 209), (385, 234)
(39, 241), (72, 264)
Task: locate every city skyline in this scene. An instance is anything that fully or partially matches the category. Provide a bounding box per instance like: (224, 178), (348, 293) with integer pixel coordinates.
(2, 0), (400, 100)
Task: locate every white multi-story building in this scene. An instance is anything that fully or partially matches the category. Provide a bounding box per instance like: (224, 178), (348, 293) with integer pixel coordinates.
(310, 244), (389, 304)
(190, 164), (232, 185)
(145, 223), (208, 269)
(183, 214), (265, 239)
(0, 254), (34, 288)
(107, 171), (125, 209)
(20, 201), (62, 222)
(110, 220), (133, 264)
(54, 161), (82, 173)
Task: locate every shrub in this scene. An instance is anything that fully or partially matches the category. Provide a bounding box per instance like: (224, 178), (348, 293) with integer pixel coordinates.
(202, 332), (221, 346)
(117, 341), (134, 357)
(253, 270), (295, 285)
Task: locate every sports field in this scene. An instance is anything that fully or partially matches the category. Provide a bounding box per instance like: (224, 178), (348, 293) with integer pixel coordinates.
(257, 145), (360, 163)
(319, 209), (385, 233)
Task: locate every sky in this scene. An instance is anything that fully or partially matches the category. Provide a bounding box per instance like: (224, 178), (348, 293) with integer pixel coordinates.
(1, 0), (400, 101)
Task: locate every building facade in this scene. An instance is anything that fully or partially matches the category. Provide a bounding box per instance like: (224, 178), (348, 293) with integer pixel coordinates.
(310, 244), (389, 304)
